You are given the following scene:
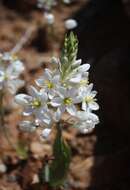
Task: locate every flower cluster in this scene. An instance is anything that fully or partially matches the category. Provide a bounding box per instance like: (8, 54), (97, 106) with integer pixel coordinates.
(15, 33), (99, 138)
(0, 52), (24, 94)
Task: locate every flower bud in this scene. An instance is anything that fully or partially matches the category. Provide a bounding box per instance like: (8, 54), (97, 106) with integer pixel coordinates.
(44, 13), (55, 25)
(65, 19), (78, 30)
(41, 128), (51, 138)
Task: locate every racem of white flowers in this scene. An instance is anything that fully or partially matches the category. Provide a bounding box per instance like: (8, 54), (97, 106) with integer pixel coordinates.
(0, 52), (24, 94)
(15, 33), (99, 137)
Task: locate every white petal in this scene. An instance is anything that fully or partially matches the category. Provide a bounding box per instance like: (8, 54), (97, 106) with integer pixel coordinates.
(48, 90), (55, 99)
(23, 107), (34, 116)
(38, 111), (52, 126)
(89, 102), (99, 110)
(40, 91), (48, 102)
(15, 94), (30, 106)
(59, 105), (66, 114)
(58, 87), (67, 98)
(35, 78), (44, 87)
(51, 57), (59, 65)
(28, 86), (39, 97)
(0, 71), (5, 82)
(82, 101), (87, 111)
(86, 83), (93, 94)
(79, 121), (95, 134)
(52, 75), (60, 83)
(65, 19), (78, 30)
(67, 88), (77, 97)
(41, 128), (51, 138)
(72, 59), (82, 67)
(77, 111), (99, 123)
(91, 90), (97, 98)
(54, 108), (62, 122)
(19, 121), (36, 132)
(66, 105), (77, 116)
(63, 0), (71, 4)
(2, 52), (12, 61)
(7, 79), (24, 94)
(44, 69), (52, 80)
(50, 97), (62, 107)
(77, 64), (90, 73)
(76, 112), (99, 134)
(7, 60), (24, 77)
(73, 96), (82, 104)
(69, 74), (82, 83)
(44, 13), (55, 25)
(77, 111), (87, 120)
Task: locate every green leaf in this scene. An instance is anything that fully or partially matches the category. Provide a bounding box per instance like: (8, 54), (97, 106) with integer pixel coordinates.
(49, 124), (71, 188)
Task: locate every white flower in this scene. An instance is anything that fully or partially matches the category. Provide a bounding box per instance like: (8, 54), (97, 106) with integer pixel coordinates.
(38, 111), (52, 126)
(15, 86), (51, 126)
(0, 54), (24, 94)
(63, 0), (71, 4)
(76, 111), (99, 134)
(65, 19), (78, 30)
(78, 72), (89, 91)
(37, 0), (57, 10)
(62, 59), (90, 85)
(51, 87), (81, 119)
(80, 83), (99, 111)
(19, 121), (37, 132)
(41, 128), (51, 138)
(36, 68), (60, 99)
(0, 163), (7, 173)
(44, 13), (55, 24)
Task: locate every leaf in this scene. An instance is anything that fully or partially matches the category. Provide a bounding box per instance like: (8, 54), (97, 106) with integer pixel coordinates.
(49, 124), (71, 188)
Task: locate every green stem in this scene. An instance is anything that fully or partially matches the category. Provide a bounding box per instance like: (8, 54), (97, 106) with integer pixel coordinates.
(44, 163), (50, 183)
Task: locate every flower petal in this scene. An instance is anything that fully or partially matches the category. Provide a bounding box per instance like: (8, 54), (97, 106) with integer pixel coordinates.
(7, 79), (24, 94)
(44, 68), (52, 80)
(41, 128), (51, 138)
(7, 60), (24, 78)
(35, 78), (44, 87)
(54, 108), (62, 122)
(19, 121), (36, 132)
(28, 86), (39, 97)
(89, 102), (99, 110)
(66, 105), (77, 116)
(82, 101), (87, 111)
(77, 64), (90, 73)
(15, 94), (31, 106)
(50, 97), (62, 107)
